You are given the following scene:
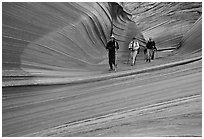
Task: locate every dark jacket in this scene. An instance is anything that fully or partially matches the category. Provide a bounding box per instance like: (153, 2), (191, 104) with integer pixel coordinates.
(106, 40), (119, 55)
(146, 40), (155, 49)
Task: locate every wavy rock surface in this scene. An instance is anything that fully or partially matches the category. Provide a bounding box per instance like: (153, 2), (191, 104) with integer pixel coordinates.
(2, 2), (202, 86)
(175, 16), (202, 54)
(2, 2), (202, 137)
(2, 2), (144, 83)
(123, 2), (202, 51)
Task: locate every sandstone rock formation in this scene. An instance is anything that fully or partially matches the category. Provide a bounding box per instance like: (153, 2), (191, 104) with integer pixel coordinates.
(122, 2), (202, 51)
(2, 2), (202, 86)
(2, 2), (144, 85)
(2, 2), (202, 137)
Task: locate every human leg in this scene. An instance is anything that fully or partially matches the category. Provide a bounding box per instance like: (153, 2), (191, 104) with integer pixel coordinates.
(109, 58), (113, 70)
(132, 50), (137, 65)
(108, 54), (114, 70)
(147, 49), (151, 62)
(129, 51), (133, 65)
(109, 52), (116, 70)
(144, 51), (147, 61)
(112, 56), (116, 70)
(115, 51), (117, 68)
(151, 50), (155, 60)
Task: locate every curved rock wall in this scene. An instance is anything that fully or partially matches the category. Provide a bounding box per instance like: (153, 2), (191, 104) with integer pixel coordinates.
(109, 2), (145, 58)
(175, 16), (202, 54)
(2, 2), (144, 79)
(123, 2), (202, 50)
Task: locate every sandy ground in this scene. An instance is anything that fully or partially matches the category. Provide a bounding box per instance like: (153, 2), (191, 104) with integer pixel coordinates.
(2, 52), (201, 137)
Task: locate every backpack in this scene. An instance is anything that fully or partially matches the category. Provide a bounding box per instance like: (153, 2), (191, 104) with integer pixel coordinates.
(129, 41), (139, 51)
(128, 41), (133, 51)
(133, 41), (140, 51)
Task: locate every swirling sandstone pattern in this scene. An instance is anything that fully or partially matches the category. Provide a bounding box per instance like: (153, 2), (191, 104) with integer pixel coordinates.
(2, 2), (144, 81)
(123, 2), (202, 52)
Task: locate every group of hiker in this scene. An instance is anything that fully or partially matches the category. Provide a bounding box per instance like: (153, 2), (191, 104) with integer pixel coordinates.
(106, 35), (157, 71)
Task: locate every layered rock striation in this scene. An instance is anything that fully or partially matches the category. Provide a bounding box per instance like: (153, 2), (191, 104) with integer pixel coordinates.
(122, 2), (202, 51)
(2, 2), (144, 83)
(2, 2), (202, 86)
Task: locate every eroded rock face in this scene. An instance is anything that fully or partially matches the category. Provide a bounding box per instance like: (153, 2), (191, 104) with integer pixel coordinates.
(2, 2), (143, 79)
(122, 2), (202, 51)
(175, 16), (202, 54)
(2, 2), (202, 84)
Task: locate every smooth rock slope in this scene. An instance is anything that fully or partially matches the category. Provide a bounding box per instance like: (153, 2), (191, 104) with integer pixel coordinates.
(2, 2), (202, 137)
(2, 2), (144, 85)
(122, 2), (202, 50)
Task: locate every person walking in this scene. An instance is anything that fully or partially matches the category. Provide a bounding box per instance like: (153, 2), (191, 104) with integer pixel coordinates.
(146, 37), (155, 62)
(106, 35), (119, 71)
(128, 37), (140, 66)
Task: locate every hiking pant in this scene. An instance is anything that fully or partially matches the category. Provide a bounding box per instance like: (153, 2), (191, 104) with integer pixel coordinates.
(146, 49), (152, 62)
(151, 49), (156, 60)
(109, 53), (116, 70)
(144, 49), (147, 61)
(130, 50), (138, 65)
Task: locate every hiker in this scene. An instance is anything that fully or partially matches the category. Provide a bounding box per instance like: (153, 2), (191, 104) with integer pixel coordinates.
(128, 37), (140, 66)
(146, 37), (156, 62)
(106, 35), (119, 71)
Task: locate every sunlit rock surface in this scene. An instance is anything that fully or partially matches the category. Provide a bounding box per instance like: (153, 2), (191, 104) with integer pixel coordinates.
(2, 2), (144, 82)
(175, 16), (202, 54)
(122, 2), (202, 51)
(2, 2), (202, 86)
(2, 2), (202, 137)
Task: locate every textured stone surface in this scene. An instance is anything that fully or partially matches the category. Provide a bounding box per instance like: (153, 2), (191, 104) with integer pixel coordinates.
(122, 2), (202, 50)
(2, 2), (202, 137)
(2, 2), (144, 80)
(2, 2), (202, 86)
